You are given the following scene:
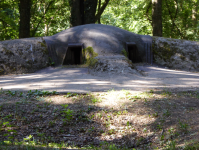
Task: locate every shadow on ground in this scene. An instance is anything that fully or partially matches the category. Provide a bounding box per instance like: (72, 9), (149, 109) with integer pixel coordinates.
(0, 65), (199, 93)
(0, 88), (199, 149)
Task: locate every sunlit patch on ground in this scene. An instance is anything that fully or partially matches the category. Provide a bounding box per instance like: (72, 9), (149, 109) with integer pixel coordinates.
(0, 88), (199, 149)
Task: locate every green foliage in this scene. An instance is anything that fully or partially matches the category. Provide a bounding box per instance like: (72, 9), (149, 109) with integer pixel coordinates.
(163, 109), (171, 117)
(91, 95), (102, 104)
(48, 57), (55, 66)
(0, 88), (4, 94)
(0, 0), (71, 40)
(164, 140), (176, 150)
(83, 46), (98, 59)
(102, 0), (199, 40)
(30, 0), (71, 37)
(162, 90), (172, 97)
(86, 57), (98, 68)
(101, 0), (152, 35)
(0, 0), (19, 40)
(184, 142), (199, 150)
(179, 120), (189, 133)
(162, 0), (199, 40)
(27, 89), (57, 97)
(6, 90), (16, 96)
(64, 92), (78, 98)
(61, 104), (74, 121)
(121, 49), (128, 58)
(0, 0), (198, 41)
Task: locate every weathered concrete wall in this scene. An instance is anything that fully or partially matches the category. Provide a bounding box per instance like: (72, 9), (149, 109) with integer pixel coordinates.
(1, 27), (199, 76)
(152, 36), (199, 72)
(0, 37), (49, 75)
(44, 24), (147, 66)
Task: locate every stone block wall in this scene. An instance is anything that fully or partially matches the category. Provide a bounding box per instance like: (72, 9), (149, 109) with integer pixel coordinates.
(152, 36), (199, 72)
(0, 37), (49, 75)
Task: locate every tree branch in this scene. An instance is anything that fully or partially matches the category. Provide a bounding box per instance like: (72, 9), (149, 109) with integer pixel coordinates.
(165, 0), (183, 38)
(0, 19), (7, 25)
(145, 1), (152, 25)
(31, 1), (53, 37)
(174, 0), (178, 20)
(31, 0), (43, 26)
(95, 0), (110, 22)
(97, 0), (101, 23)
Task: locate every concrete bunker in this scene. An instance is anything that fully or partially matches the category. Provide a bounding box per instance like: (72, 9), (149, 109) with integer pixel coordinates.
(43, 24), (153, 66)
(63, 43), (83, 65)
(126, 42), (142, 63)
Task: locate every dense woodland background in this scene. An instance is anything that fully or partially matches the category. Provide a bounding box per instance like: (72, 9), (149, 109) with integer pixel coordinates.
(0, 0), (198, 41)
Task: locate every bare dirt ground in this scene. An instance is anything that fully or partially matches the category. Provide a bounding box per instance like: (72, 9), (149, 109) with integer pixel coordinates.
(0, 64), (199, 149)
(0, 64), (199, 93)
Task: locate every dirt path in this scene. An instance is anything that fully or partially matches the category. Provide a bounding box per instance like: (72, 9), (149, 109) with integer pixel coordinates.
(0, 65), (199, 93)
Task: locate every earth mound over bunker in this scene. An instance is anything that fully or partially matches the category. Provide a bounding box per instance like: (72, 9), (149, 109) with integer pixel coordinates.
(44, 24), (151, 66)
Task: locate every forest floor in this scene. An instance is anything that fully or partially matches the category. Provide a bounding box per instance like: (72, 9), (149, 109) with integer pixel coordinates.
(0, 88), (199, 150)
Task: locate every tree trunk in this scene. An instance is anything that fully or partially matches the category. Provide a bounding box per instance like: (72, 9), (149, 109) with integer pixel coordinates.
(97, 0), (101, 24)
(95, 0), (110, 23)
(152, 0), (162, 37)
(69, 0), (108, 27)
(84, 0), (98, 24)
(69, 0), (84, 27)
(19, 0), (31, 38)
(192, 0), (198, 33)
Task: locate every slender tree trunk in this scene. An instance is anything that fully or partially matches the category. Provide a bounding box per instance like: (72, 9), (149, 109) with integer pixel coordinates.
(84, 0), (98, 24)
(19, 0), (31, 38)
(192, 0), (198, 33)
(69, 0), (82, 26)
(97, 0), (101, 24)
(95, 0), (110, 22)
(80, 0), (84, 24)
(152, 0), (162, 37)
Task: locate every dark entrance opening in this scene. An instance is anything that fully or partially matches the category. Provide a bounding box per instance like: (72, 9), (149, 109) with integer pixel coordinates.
(126, 42), (142, 63)
(63, 43), (83, 65)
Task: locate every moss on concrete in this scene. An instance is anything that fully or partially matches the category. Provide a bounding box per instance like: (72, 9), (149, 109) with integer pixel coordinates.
(121, 49), (128, 58)
(38, 41), (48, 54)
(40, 42), (46, 47)
(152, 37), (178, 62)
(83, 46), (98, 68)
